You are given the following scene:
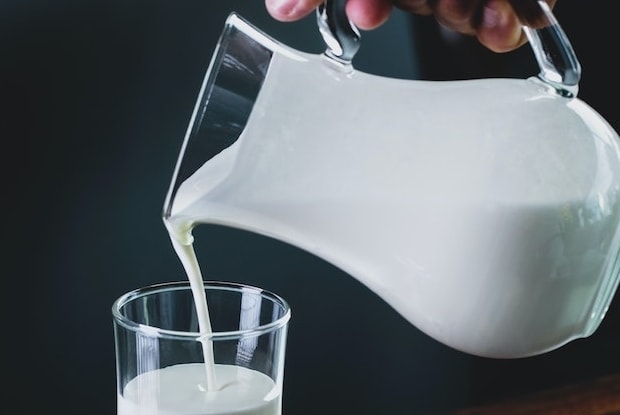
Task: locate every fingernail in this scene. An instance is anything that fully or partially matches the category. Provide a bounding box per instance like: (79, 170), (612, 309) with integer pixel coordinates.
(482, 4), (501, 28)
(266, 0), (298, 19)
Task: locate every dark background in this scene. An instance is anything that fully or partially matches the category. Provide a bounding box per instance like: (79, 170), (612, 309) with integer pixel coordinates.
(4, 1), (619, 414)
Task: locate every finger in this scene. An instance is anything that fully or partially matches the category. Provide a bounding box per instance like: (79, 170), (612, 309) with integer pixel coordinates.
(265, 0), (324, 22)
(391, 0), (434, 16)
(476, 0), (525, 53)
(433, 0), (482, 36)
(346, 0), (393, 30)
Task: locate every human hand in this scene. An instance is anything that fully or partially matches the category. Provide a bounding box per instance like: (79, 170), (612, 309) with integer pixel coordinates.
(265, 0), (557, 53)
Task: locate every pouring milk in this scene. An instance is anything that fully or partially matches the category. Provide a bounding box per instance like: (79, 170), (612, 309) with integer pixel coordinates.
(159, 0), (620, 360)
(117, 226), (283, 415)
(163, 37), (620, 359)
(134, 16), (620, 415)
(122, 5), (620, 415)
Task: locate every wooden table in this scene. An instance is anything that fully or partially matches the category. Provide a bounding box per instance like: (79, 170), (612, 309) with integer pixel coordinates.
(450, 374), (620, 414)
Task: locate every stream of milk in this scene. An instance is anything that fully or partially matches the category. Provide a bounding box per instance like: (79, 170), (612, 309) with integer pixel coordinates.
(116, 222), (280, 414)
(119, 39), (620, 411)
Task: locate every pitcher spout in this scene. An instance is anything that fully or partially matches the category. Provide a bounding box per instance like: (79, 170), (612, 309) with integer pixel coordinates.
(164, 13), (301, 221)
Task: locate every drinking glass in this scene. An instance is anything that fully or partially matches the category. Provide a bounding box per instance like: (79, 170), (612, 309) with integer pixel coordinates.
(112, 281), (291, 415)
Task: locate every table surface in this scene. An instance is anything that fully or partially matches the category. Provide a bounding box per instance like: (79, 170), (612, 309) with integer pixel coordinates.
(449, 374), (620, 414)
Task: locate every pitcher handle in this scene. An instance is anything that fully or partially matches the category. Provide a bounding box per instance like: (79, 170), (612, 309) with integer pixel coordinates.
(523, 0), (581, 97)
(316, 0), (360, 64)
(317, 0), (580, 96)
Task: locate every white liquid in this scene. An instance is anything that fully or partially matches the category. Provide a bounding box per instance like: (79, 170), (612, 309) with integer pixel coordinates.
(165, 51), (620, 358)
(118, 363), (279, 415)
(120, 224), (281, 414)
(166, 234), (217, 388)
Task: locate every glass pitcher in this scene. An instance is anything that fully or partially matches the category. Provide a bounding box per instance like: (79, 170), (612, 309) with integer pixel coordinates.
(163, 0), (620, 358)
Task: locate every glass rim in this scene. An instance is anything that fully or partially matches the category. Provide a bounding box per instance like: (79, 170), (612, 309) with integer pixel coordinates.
(112, 280), (291, 341)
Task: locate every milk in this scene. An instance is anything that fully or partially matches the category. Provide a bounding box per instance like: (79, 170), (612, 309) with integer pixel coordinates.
(118, 363), (279, 415)
(167, 190), (620, 358)
(166, 235), (217, 388)
(163, 51), (620, 358)
(117, 227), (282, 414)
